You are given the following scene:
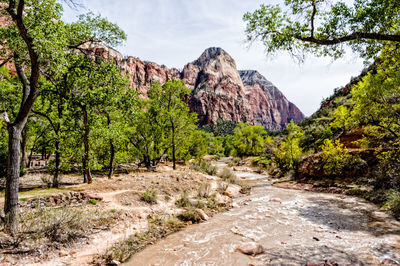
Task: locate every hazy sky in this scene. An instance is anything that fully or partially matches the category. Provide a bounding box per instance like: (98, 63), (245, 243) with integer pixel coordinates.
(62, 0), (364, 116)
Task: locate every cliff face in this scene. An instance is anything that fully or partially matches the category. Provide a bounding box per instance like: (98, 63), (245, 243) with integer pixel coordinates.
(76, 43), (306, 130)
(240, 70), (305, 131)
(182, 48), (254, 125)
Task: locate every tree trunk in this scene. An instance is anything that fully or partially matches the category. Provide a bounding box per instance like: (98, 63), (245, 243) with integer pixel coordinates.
(20, 127), (28, 168)
(81, 105), (92, 183)
(82, 157), (88, 183)
(108, 140), (115, 179)
(172, 131), (176, 170)
(5, 126), (22, 236)
(52, 136), (60, 188)
(4, 0), (41, 236)
(144, 156), (151, 171)
(107, 114), (114, 179)
(171, 121), (176, 170)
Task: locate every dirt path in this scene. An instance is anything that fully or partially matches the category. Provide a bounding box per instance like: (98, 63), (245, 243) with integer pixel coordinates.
(39, 189), (150, 266)
(127, 165), (400, 265)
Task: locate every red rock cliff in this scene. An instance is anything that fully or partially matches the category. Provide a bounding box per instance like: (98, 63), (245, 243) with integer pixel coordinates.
(240, 70), (305, 131)
(46, 41), (307, 131)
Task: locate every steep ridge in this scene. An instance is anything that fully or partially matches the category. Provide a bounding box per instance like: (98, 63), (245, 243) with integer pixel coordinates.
(240, 70), (305, 131)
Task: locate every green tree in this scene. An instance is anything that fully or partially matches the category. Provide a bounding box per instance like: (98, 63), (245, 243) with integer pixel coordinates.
(244, 0), (400, 61)
(274, 121), (303, 172)
(232, 123), (268, 157)
(187, 130), (209, 160)
(66, 55), (128, 183)
(330, 105), (351, 130)
(125, 98), (167, 170)
(321, 139), (349, 176)
(148, 80), (198, 169)
(350, 47), (400, 140)
(0, 0), (126, 234)
(0, 0), (70, 235)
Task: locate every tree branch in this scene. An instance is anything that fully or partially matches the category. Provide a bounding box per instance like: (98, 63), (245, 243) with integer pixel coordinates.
(31, 110), (57, 132)
(298, 32), (400, 45)
(0, 56), (13, 68)
(310, 1), (316, 38)
(6, 0), (40, 128)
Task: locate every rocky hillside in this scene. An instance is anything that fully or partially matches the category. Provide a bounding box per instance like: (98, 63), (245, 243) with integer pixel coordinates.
(69, 43), (306, 130)
(182, 48), (254, 125)
(240, 70), (304, 131)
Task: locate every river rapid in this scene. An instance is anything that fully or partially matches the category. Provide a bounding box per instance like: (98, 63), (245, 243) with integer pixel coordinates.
(126, 162), (400, 265)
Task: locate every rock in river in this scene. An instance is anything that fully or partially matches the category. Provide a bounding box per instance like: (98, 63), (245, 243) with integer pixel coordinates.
(236, 242), (265, 255)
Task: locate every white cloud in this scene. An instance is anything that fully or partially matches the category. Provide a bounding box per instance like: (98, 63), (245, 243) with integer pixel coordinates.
(62, 0), (364, 116)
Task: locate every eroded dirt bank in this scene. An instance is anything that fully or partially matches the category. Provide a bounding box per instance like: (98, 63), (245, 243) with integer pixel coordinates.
(127, 163), (400, 265)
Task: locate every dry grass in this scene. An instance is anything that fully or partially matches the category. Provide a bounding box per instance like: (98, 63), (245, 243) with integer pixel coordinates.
(218, 167), (237, 183)
(99, 216), (185, 264)
(0, 205), (120, 254)
(141, 189), (158, 204)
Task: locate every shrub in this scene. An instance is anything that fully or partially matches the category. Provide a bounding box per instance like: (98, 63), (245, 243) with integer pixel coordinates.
(385, 190), (400, 218)
(141, 189), (157, 204)
(175, 191), (190, 208)
(90, 199), (98, 205)
(16, 207), (119, 244)
(218, 167), (236, 183)
(177, 208), (203, 223)
(372, 145), (400, 190)
(321, 139), (349, 176)
(195, 161), (217, 175)
(251, 157), (271, 168)
(197, 183), (211, 198)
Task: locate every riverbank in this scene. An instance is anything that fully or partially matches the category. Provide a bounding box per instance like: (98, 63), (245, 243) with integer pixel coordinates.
(0, 161), (247, 265)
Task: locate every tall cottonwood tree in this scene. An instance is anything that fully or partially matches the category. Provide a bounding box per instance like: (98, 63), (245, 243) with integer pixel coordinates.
(0, 0), (126, 235)
(0, 0), (69, 236)
(149, 80), (197, 169)
(65, 55), (128, 183)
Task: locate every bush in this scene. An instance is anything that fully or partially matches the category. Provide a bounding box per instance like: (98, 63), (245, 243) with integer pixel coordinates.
(175, 191), (190, 208)
(251, 157), (271, 168)
(16, 207), (119, 244)
(197, 183), (211, 198)
(177, 208), (203, 223)
(372, 145), (400, 190)
(101, 216), (185, 264)
(321, 139), (350, 176)
(193, 161), (217, 175)
(141, 189), (157, 204)
(218, 167), (236, 183)
(385, 190), (400, 218)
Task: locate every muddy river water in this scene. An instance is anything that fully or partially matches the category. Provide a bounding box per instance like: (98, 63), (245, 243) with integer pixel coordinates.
(126, 165), (400, 265)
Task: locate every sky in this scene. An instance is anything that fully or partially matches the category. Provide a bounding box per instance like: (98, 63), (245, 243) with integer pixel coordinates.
(62, 0), (364, 117)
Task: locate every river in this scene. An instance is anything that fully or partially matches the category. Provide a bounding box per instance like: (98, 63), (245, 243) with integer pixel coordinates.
(126, 163), (400, 265)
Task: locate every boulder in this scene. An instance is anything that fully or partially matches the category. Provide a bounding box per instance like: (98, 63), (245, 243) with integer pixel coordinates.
(215, 193), (232, 206)
(196, 209), (209, 221)
(224, 184), (242, 198)
(269, 198), (282, 203)
(236, 242), (265, 255)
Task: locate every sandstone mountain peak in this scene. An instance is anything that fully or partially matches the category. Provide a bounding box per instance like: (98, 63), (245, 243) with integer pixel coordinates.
(194, 47), (237, 69)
